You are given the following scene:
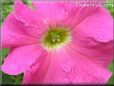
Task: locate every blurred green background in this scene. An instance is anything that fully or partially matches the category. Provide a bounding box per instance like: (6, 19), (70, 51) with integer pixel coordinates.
(0, 0), (114, 85)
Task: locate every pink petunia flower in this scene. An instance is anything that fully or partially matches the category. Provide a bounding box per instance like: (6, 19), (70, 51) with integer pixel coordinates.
(1, 0), (113, 84)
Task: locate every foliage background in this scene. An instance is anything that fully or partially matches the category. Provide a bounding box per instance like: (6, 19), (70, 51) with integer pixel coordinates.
(0, 0), (114, 85)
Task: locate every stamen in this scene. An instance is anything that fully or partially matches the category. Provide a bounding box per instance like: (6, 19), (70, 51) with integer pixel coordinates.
(42, 26), (71, 50)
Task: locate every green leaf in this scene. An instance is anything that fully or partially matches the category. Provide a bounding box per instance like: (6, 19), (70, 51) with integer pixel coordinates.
(2, 48), (9, 59)
(2, 73), (14, 85)
(14, 74), (23, 84)
(106, 0), (114, 18)
(108, 61), (114, 85)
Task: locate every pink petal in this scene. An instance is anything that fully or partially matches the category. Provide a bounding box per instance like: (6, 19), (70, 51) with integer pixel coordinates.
(1, 13), (38, 48)
(68, 42), (113, 67)
(1, 44), (46, 75)
(66, 8), (97, 29)
(14, 0), (41, 26)
(23, 51), (51, 84)
(64, 47), (112, 84)
(32, 0), (105, 26)
(14, 0), (47, 38)
(32, 1), (67, 26)
(23, 47), (111, 84)
(72, 8), (113, 45)
(70, 8), (113, 67)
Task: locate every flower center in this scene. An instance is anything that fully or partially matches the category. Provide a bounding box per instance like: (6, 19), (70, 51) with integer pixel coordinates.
(42, 26), (71, 50)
